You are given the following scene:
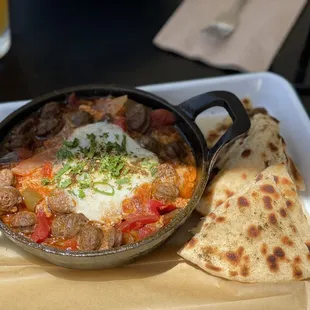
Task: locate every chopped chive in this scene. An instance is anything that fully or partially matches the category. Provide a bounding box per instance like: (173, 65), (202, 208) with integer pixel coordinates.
(78, 189), (86, 198)
(55, 163), (71, 179)
(150, 167), (158, 176)
(58, 178), (72, 189)
(63, 138), (80, 148)
(115, 177), (130, 185)
(56, 148), (73, 160)
(93, 182), (115, 196)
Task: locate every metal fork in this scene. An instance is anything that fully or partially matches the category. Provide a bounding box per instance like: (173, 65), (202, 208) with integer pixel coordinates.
(201, 0), (248, 39)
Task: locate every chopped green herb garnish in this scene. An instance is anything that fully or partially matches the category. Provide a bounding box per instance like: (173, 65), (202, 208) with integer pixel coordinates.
(68, 189), (76, 196)
(115, 177), (130, 185)
(79, 146), (89, 157)
(115, 134), (119, 140)
(56, 148), (74, 160)
(86, 133), (97, 158)
(122, 167), (129, 175)
(70, 162), (86, 175)
(141, 160), (159, 176)
(93, 182), (115, 196)
(63, 138), (80, 148)
(78, 172), (92, 189)
(121, 134), (127, 152)
(78, 189), (86, 198)
(100, 155), (126, 178)
(41, 178), (51, 186)
(103, 132), (109, 139)
(150, 167), (158, 176)
(55, 163), (71, 179)
(58, 178), (72, 189)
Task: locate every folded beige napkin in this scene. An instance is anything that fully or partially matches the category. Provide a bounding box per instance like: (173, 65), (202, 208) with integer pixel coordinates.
(153, 0), (306, 72)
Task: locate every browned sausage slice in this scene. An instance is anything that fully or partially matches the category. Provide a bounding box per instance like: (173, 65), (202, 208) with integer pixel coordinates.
(100, 226), (117, 250)
(67, 110), (93, 127)
(78, 223), (103, 250)
(152, 183), (179, 202)
(138, 136), (160, 154)
(10, 211), (37, 233)
(0, 187), (22, 214)
(0, 169), (15, 187)
(126, 103), (150, 133)
(156, 164), (177, 183)
(36, 118), (64, 137)
(48, 189), (75, 214)
(40, 102), (61, 119)
(51, 213), (88, 238)
(161, 141), (186, 161)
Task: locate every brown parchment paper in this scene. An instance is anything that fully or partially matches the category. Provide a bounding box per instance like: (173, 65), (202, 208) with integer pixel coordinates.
(0, 212), (309, 310)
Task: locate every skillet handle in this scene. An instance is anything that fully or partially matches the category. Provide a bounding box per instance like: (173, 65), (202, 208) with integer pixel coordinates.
(178, 91), (250, 160)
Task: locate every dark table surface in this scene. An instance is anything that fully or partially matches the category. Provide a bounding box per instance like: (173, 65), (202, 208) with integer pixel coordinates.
(1, 0), (310, 114)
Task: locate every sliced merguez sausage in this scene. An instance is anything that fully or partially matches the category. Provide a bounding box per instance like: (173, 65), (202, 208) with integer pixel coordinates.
(13, 118), (36, 135)
(0, 169), (15, 187)
(0, 187), (22, 214)
(161, 141), (186, 161)
(51, 213), (88, 239)
(78, 223), (103, 250)
(7, 133), (33, 151)
(100, 226), (117, 250)
(48, 189), (75, 214)
(152, 183), (179, 202)
(10, 211), (37, 233)
(156, 164), (177, 183)
(126, 103), (151, 133)
(40, 102), (62, 119)
(36, 117), (64, 138)
(67, 110), (93, 127)
(7, 118), (36, 151)
(138, 136), (161, 154)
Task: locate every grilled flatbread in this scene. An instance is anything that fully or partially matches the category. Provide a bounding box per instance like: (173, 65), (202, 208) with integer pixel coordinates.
(179, 164), (310, 283)
(197, 112), (304, 216)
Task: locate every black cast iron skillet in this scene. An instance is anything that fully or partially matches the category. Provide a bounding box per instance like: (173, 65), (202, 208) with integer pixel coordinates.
(0, 85), (250, 269)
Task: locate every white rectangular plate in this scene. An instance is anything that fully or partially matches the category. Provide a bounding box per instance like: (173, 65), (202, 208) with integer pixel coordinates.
(1, 72), (309, 213)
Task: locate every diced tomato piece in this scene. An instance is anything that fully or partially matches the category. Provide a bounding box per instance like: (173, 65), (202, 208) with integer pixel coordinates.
(151, 109), (176, 128)
(12, 147), (58, 176)
(148, 199), (163, 215)
(41, 162), (53, 178)
(148, 199), (177, 215)
(113, 116), (127, 131)
(159, 204), (177, 214)
(137, 226), (156, 240)
(68, 92), (77, 107)
(118, 214), (159, 233)
(61, 238), (78, 250)
(31, 210), (51, 243)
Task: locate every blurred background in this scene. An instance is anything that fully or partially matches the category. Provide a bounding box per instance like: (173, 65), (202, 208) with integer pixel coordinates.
(0, 0), (310, 113)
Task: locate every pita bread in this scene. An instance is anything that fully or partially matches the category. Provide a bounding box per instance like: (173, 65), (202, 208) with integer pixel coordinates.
(179, 164), (310, 283)
(206, 98), (253, 148)
(197, 112), (305, 216)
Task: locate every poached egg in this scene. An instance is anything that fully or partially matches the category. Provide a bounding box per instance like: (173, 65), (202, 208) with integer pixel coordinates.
(55, 122), (158, 225)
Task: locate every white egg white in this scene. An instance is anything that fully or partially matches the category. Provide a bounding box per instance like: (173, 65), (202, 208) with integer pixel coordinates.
(62, 122), (158, 225)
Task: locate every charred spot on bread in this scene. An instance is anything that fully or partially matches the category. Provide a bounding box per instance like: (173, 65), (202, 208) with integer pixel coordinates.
(238, 196), (249, 207)
(247, 225), (261, 238)
(268, 213), (278, 225)
(281, 236), (294, 246)
(263, 196), (273, 210)
(241, 149), (251, 158)
(280, 208), (287, 217)
(260, 184), (276, 194)
(266, 254), (278, 272)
